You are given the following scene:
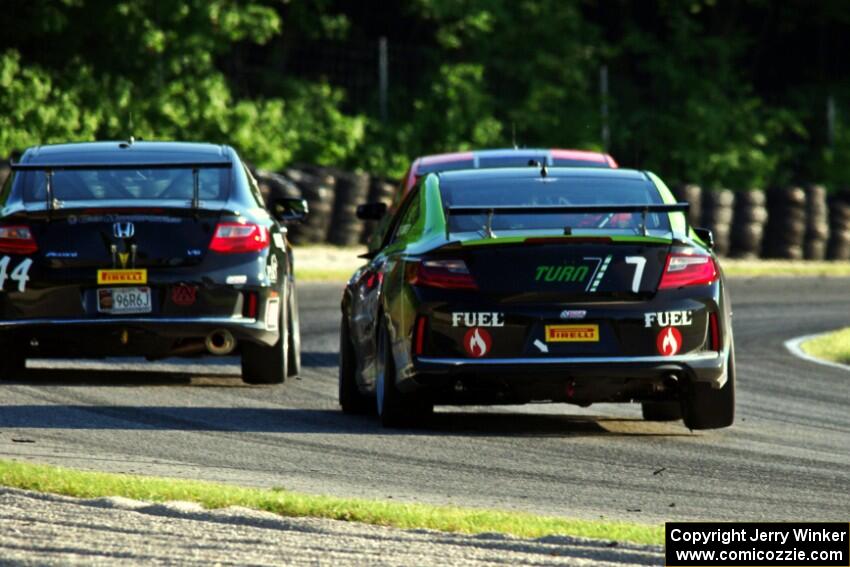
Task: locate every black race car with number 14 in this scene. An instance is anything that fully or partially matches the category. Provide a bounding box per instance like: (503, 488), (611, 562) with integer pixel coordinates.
(1, 141), (308, 384)
(341, 166), (734, 429)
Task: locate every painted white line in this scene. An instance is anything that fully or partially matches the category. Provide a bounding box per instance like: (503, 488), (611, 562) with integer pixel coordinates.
(784, 332), (850, 373)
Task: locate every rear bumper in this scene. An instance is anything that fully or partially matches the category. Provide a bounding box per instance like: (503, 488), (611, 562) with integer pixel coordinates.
(0, 315), (279, 355)
(407, 351), (726, 403)
(0, 315), (258, 328)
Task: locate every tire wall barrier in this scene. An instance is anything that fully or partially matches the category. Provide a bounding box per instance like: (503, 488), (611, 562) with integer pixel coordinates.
(730, 189), (767, 258)
(762, 186), (807, 259)
(672, 184), (702, 227)
(282, 168), (335, 245)
(326, 168), (370, 246)
(360, 177), (397, 244)
(701, 189), (735, 257)
(828, 194), (850, 260)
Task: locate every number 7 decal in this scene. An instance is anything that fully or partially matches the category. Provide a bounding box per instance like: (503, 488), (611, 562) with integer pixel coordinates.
(625, 256), (646, 293)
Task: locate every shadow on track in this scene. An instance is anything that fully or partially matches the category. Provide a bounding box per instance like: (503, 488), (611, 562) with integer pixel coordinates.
(301, 351), (338, 367)
(0, 404), (691, 437)
(5, 368), (244, 387)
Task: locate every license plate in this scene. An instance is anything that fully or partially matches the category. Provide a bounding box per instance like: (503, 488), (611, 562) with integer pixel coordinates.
(545, 324), (599, 342)
(98, 287), (152, 314)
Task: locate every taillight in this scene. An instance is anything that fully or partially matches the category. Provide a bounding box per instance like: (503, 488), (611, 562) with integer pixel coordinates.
(0, 225), (38, 254)
(413, 315), (428, 356)
(658, 253), (717, 289)
(365, 272), (383, 290)
(244, 292), (258, 318)
(407, 259), (477, 290)
(709, 312), (720, 351)
(209, 222), (269, 254)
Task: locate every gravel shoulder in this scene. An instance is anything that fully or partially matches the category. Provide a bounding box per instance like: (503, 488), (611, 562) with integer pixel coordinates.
(0, 487), (662, 566)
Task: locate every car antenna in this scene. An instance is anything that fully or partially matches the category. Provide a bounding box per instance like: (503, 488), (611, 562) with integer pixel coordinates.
(511, 122), (518, 149)
(540, 162), (548, 178)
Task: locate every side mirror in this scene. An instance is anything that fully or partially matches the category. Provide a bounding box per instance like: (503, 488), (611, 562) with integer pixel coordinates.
(356, 202), (387, 220)
(270, 198), (309, 223)
(694, 227), (714, 249)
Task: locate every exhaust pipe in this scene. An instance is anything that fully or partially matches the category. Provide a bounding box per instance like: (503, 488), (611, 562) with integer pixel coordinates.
(205, 329), (236, 355)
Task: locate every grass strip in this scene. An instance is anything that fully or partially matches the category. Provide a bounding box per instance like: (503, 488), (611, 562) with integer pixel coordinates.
(0, 459), (662, 545)
(721, 260), (850, 278)
(801, 327), (850, 366)
(294, 267), (355, 282)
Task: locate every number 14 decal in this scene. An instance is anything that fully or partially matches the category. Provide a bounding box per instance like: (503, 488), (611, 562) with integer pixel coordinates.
(0, 257), (33, 292)
(625, 256), (646, 293)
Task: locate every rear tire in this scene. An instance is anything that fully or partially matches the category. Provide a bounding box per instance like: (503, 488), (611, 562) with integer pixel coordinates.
(287, 280), (301, 378)
(241, 288), (288, 385)
(682, 348), (735, 430)
(338, 315), (372, 414)
(375, 323), (431, 427)
(641, 401), (682, 421)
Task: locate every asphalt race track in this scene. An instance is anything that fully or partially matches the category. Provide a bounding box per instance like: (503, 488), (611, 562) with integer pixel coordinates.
(1, 277), (848, 524)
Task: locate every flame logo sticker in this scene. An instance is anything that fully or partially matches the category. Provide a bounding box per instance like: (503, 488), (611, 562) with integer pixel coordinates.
(463, 327), (492, 358)
(656, 326), (682, 356)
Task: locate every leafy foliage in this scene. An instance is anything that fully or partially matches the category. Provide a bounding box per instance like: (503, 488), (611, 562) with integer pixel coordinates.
(0, 0), (362, 170)
(2, 1), (849, 189)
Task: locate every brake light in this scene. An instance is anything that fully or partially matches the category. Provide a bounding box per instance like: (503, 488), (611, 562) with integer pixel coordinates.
(659, 253), (717, 289)
(407, 259), (477, 290)
(413, 315), (428, 355)
(209, 222), (269, 254)
(709, 312), (720, 351)
(0, 225), (38, 254)
(365, 271), (383, 290)
(245, 292), (258, 318)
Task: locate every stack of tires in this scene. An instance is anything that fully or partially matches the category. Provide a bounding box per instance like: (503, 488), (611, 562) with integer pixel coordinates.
(283, 168), (335, 245)
(804, 184), (831, 260)
(730, 189), (768, 258)
(827, 193), (850, 260)
(254, 170), (300, 204)
(762, 186), (807, 259)
(701, 189), (735, 256)
(360, 177), (397, 244)
(328, 170), (371, 246)
(672, 184), (702, 227)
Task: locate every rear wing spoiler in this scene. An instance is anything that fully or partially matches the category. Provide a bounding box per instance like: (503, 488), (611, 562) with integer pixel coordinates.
(9, 161), (232, 213)
(444, 202), (690, 238)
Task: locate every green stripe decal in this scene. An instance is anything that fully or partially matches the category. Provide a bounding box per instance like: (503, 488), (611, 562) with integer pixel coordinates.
(459, 235), (671, 247)
(589, 254), (613, 292)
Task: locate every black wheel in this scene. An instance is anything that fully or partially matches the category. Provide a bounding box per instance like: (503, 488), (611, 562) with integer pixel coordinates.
(338, 315), (372, 414)
(0, 337), (26, 380)
(287, 279), (301, 378)
(641, 401), (682, 421)
(375, 322), (431, 428)
(682, 348), (735, 430)
(241, 288), (288, 385)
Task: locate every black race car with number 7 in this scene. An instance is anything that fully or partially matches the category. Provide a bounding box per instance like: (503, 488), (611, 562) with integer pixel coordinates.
(1, 141), (308, 384)
(340, 166), (735, 429)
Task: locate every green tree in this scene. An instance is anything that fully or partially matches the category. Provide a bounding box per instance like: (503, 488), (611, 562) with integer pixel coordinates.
(0, 0), (364, 170)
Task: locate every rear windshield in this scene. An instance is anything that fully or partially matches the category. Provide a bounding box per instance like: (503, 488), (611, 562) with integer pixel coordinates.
(441, 176), (671, 233)
(19, 167), (228, 203)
